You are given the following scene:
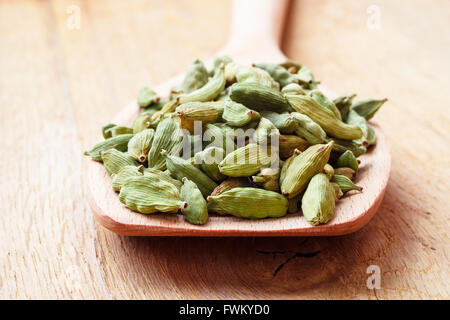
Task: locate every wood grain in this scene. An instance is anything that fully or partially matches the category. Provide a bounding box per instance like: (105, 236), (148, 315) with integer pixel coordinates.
(1, 0), (449, 299)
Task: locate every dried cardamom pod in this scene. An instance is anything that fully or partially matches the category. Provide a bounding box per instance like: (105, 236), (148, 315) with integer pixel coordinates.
(163, 150), (218, 198)
(101, 149), (138, 175)
(222, 100), (260, 127)
(143, 167), (183, 191)
(261, 111), (298, 134)
(105, 126), (133, 137)
(111, 165), (144, 192)
(331, 174), (362, 193)
(236, 65), (280, 90)
(180, 178), (208, 225)
(281, 142), (334, 198)
(137, 86), (159, 107)
(102, 123), (116, 139)
(309, 90), (342, 120)
(294, 65), (318, 90)
(252, 167), (280, 192)
(210, 177), (253, 196)
(301, 173), (337, 225)
(194, 147), (227, 182)
(333, 94), (356, 121)
(128, 129), (155, 162)
(335, 150), (359, 171)
(229, 83), (292, 113)
(281, 83), (306, 95)
(147, 117), (183, 170)
(203, 123), (237, 154)
(84, 134), (133, 161)
(253, 62), (298, 88)
(178, 64), (226, 104)
(326, 137), (367, 157)
(279, 149), (301, 185)
(286, 94), (363, 140)
(253, 117), (280, 145)
(287, 194), (301, 213)
(207, 187), (288, 219)
(331, 182), (344, 199)
(218, 144), (275, 177)
(333, 167), (356, 180)
(279, 134), (309, 159)
(351, 98), (387, 120)
(291, 112), (327, 144)
(176, 102), (219, 134)
(119, 175), (186, 214)
(323, 163), (334, 180)
(171, 59), (209, 97)
(132, 112), (152, 134)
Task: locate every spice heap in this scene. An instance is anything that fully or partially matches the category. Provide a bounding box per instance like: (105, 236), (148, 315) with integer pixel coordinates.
(85, 57), (387, 226)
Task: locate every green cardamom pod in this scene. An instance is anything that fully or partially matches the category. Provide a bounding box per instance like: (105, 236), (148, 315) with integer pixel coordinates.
(176, 102), (219, 134)
(128, 129), (155, 162)
(210, 177), (253, 196)
(132, 112), (152, 134)
(335, 150), (359, 171)
(294, 65), (318, 90)
(101, 149), (138, 175)
(252, 167), (280, 192)
(137, 86), (159, 107)
(351, 98), (387, 120)
(331, 182), (344, 199)
(260, 111), (298, 134)
(194, 147), (227, 182)
(281, 142), (334, 198)
(147, 117), (183, 170)
(222, 100), (260, 127)
(235, 65), (280, 90)
(253, 117), (280, 145)
(279, 134), (309, 159)
(172, 59), (209, 97)
(229, 83), (292, 113)
(84, 134), (133, 161)
(253, 62), (298, 88)
(286, 94), (363, 140)
(105, 125), (133, 137)
(326, 137), (367, 157)
(207, 187), (288, 219)
(163, 150), (218, 198)
(219, 144), (275, 177)
(333, 94), (356, 121)
(309, 90), (342, 120)
(323, 163), (334, 180)
(331, 174), (362, 193)
(288, 194), (301, 213)
(333, 167), (356, 180)
(180, 178), (208, 225)
(119, 175), (186, 214)
(111, 165), (144, 192)
(301, 173), (337, 225)
(203, 123), (237, 154)
(102, 123), (116, 139)
(281, 83), (306, 95)
(143, 167), (183, 191)
(291, 112), (327, 144)
(279, 149), (301, 185)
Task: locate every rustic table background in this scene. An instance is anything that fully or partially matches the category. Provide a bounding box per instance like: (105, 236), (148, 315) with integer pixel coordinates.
(1, 0), (448, 299)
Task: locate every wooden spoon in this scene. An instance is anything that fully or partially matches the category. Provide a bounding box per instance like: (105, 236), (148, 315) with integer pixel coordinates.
(86, 0), (391, 236)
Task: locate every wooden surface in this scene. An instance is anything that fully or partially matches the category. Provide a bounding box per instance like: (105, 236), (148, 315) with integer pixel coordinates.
(0, 0), (449, 299)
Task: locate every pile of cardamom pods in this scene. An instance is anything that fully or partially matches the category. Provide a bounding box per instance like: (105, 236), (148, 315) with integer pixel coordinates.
(85, 56), (387, 226)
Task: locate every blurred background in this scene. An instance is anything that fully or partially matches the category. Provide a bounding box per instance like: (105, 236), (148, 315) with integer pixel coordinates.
(0, 0), (448, 299)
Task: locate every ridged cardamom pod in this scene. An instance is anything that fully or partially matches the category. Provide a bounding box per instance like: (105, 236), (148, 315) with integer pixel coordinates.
(127, 129), (155, 162)
(178, 64), (225, 104)
(102, 123), (116, 139)
(331, 182), (344, 199)
(147, 117), (183, 170)
(104, 126), (133, 137)
(335, 150), (359, 171)
(346, 109), (373, 147)
(84, 134), (133, 162)
(334, 167), (356, 180)
(222, 100), (260, 127)
(288, 194), (301, 213)
(163, 150), (218, 198)
(119, 175), (186, 214)
(350, 98), (387, 120)
(203, 123), (237, 154)
(171, 59), (209, 97)
(279, 134), (309, 159)
(281, 83), (306, 95)
(286, 94), (363, 140)
(260, 111), (298, 134)
(218, 144), (275, 177)
(210, 177), (253, 196)
(180, 178), (208, 225)
(143, 167), (183, 191)
(294, 65), (318, 90)
(326, 137), (367, 157)
(137, 86), (159, 108)
(281, 142), (334, 199)
(309, 90), (342, 120)
(151, 99), (180, 122)
(235, 65), (280, 90)
(207, 187), (288, 219)
(301, 173), (337, 225)
(253, 63), (298, 88)
(111, 165), (144, 191)
(101, 149), (138, 175)
(132, 112), (152, 134)
(279, 149), (301, 185)
(194, 147), (227, 182)
(229, 83), (292, 113)
(323, 163), (335, 180)
(252, 167), (280, 192)
(253, 117), (280, 145)
(333, 94), (356, 121)
(291, 112), (327, 144)
(176, 102), (219, 134)
(331, 174), (362, 193)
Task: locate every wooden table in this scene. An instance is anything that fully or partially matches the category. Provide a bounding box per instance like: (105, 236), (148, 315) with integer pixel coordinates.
(1, 0), (448, 299)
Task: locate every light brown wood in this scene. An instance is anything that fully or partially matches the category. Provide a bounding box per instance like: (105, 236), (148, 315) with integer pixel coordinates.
(87, 0), (391, 236)
(1, 0), (449, 299)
